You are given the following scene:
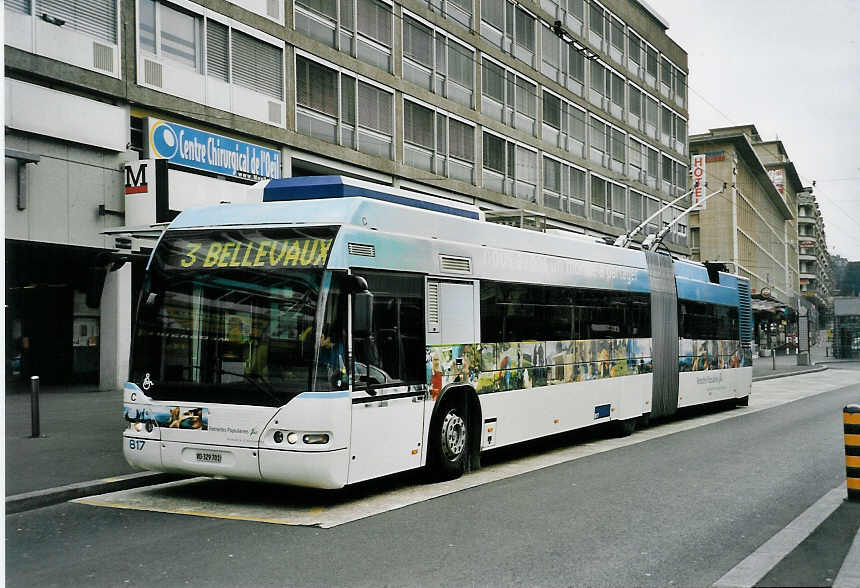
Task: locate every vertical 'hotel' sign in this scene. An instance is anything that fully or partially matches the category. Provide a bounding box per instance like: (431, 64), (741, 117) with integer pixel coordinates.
(691, 154), (706, 209)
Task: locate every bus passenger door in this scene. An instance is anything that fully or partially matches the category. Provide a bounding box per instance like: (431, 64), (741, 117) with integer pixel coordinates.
(348, 271), (426, 485)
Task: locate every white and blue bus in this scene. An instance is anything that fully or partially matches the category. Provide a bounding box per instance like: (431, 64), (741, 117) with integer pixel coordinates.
(123, 176), (753, 488)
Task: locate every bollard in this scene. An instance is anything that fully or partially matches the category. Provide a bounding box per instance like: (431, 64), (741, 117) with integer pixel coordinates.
(846, 404), (860, 501)
(30, 376), (41, 438)
(772, 347), (776, 370)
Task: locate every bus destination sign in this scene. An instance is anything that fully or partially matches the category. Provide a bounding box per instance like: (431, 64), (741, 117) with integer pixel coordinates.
(162, 236), (333, 270)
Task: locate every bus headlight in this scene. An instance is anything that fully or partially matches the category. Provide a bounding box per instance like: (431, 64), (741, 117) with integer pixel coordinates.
(134, 422), (144, 432)
(273, 431), (284, 444)
(286, 432), (298, 444)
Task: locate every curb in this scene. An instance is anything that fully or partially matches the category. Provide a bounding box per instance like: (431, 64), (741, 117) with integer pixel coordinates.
(753, 365), (828, 382)
(5, 471), (182, 515)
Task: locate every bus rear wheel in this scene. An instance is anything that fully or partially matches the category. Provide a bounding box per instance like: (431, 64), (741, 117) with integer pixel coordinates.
(428, 402), (468, 481)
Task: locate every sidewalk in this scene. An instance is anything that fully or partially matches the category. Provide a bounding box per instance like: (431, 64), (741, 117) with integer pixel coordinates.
(4, 382), (174, 512)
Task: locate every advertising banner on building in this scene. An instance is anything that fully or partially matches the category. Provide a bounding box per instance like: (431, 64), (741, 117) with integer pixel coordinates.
(691, 154), (706, 209)
(768, 169), (785, 194)
(146, 118), (281, 181)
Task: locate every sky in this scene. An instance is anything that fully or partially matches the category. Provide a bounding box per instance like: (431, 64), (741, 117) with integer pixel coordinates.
(651, 0), (860, 261)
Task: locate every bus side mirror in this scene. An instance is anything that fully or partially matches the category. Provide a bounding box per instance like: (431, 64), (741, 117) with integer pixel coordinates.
(353, 291), (374, 338)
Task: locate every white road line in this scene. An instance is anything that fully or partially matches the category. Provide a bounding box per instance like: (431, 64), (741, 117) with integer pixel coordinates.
(712, 484), (847, 588)
(834, 520), (860, 588)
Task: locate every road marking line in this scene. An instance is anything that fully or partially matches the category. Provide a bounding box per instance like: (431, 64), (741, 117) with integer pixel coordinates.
(712, 483), (847, 588)
(834, 520), (860, 588)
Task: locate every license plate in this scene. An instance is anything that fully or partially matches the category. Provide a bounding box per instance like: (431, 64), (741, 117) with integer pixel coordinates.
(196, 451), (222, 463)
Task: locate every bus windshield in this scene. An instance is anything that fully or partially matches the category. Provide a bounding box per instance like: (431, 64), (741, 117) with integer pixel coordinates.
(130, 227), (346, 407)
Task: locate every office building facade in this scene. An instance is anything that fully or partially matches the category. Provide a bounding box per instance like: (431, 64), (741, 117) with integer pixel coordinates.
(5, 0), (690, 387)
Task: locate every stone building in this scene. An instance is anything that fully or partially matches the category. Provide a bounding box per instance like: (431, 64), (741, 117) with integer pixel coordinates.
(5, 0), (691, 387)
(795, 186), (834, 326)
(688, 125), (798, 349)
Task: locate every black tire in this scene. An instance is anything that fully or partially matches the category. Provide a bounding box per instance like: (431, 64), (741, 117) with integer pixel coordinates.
(638, 413), (651, 429)
(427, 400), (468, 481)
(736, 395), (749, 407)
(615, 417), (637, 437)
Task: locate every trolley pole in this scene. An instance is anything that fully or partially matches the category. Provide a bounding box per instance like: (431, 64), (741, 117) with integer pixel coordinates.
(30, 375), (40, 438)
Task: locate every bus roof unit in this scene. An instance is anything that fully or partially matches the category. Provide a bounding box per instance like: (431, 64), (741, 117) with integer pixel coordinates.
(256, 176), (483, 221)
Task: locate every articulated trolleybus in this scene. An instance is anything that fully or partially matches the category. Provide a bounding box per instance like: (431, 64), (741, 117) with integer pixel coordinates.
(124, 176), (753, 488)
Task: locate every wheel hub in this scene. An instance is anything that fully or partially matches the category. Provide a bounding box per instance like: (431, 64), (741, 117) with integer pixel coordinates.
(441, 410), (466, 461)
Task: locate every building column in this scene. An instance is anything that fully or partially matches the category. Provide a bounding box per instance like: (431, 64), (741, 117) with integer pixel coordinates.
(99, 263), (131, 391)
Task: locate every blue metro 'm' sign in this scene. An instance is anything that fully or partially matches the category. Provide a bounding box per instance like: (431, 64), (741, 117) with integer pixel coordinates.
(147, 118), (281, 181)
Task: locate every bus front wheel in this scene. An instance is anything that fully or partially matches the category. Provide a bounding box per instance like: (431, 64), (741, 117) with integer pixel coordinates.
(428, 401), (468, 481)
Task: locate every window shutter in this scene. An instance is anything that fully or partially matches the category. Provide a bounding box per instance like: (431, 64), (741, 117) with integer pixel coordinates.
(296, 56), (337, 116)
(6, 0), (31, 14)
(449, 119), (473, 162)
(231, 30), (283, 100)
(448, 45), (473, 88)
(357, 0), (391, 46)
(404, 101), (433, 149)
(206, 20), (229, 82)
(36, 0), (117, 44)
(403, 16), (432, 67)
(358, 82), (391, 134)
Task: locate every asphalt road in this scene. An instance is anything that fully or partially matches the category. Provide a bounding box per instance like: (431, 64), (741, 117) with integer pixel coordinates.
(6, 379), (860, 587)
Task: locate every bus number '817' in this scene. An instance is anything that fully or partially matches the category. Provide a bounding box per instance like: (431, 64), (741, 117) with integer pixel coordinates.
(129, 440), (146, 451)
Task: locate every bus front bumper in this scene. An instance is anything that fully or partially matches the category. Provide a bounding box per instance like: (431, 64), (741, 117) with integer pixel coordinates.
(124, 434), (349, 489)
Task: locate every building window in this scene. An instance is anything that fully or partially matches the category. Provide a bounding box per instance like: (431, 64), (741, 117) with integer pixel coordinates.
(660, 105), (687, 154)
(629, 137), (645, 183)
(645, 195), (660, 234)
(481, 58), (537, 136)
(629, 190), (644, 227)
(540, 0), (584, 36)
(402, 14), (474, 107)
(589, 115), (623, 172)
(660, 153), (687, 197)
(480, 1), (536, 67)
(589, 60), (624, 119)
(591, 174), (607, 222)
(674, 68), (686, 108)
(542, 90), (585, 158)
(608, 15), (624, 64)
(645, 145), (658, 189)
(403, 98), (475, 183)
(627, 29), (642, 77)
(294, 0), (393, 72)
(296, 55), (393, 158)
(542, 156), (586, 216)
(140, 0), (201, 72)
(538, 20), (585, 94)
(426, 0), (472, 29)
(29, 0), (118, 44)
(230, 30), (284, 100)
(589, 115), (609, 167)
(541, 22), (561, 81)
(482, 132), (538, 201)
(567, 43), (586, 96)
(660, 56), (673, 97)
(610, 181), (626, 228)
(690, 226), (700, 248)
(137, 1), (284, 124)
(587, 1), (605, 51)
(645, 44), (658, 88)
